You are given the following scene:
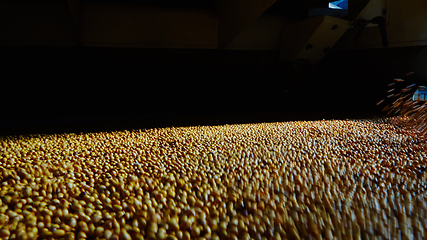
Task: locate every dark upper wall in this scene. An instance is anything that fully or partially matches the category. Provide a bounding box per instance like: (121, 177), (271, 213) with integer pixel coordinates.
(2, 0), (426, 50)
(1, 44), (427, 136)
(3, 44), (426, 113)
(1, 0), (427, 135)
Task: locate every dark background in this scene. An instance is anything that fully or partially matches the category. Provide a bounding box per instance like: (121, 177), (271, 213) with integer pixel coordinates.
(1, 45), (426, 136)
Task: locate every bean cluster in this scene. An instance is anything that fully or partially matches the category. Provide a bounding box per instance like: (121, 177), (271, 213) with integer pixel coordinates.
(377, 72), (427, 138)
(0, 119), (426, 240)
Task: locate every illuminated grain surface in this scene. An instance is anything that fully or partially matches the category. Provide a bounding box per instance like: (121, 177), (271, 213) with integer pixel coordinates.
(0, 119), (427, 240)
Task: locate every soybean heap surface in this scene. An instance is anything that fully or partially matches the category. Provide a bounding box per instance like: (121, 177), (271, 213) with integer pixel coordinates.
(0, 118), (427, 240)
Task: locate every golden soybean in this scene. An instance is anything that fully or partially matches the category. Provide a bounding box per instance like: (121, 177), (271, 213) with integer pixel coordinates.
(0, 119), (426, 239)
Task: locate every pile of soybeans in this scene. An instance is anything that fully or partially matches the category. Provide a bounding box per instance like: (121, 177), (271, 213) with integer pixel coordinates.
(1, 119), (427, 240)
